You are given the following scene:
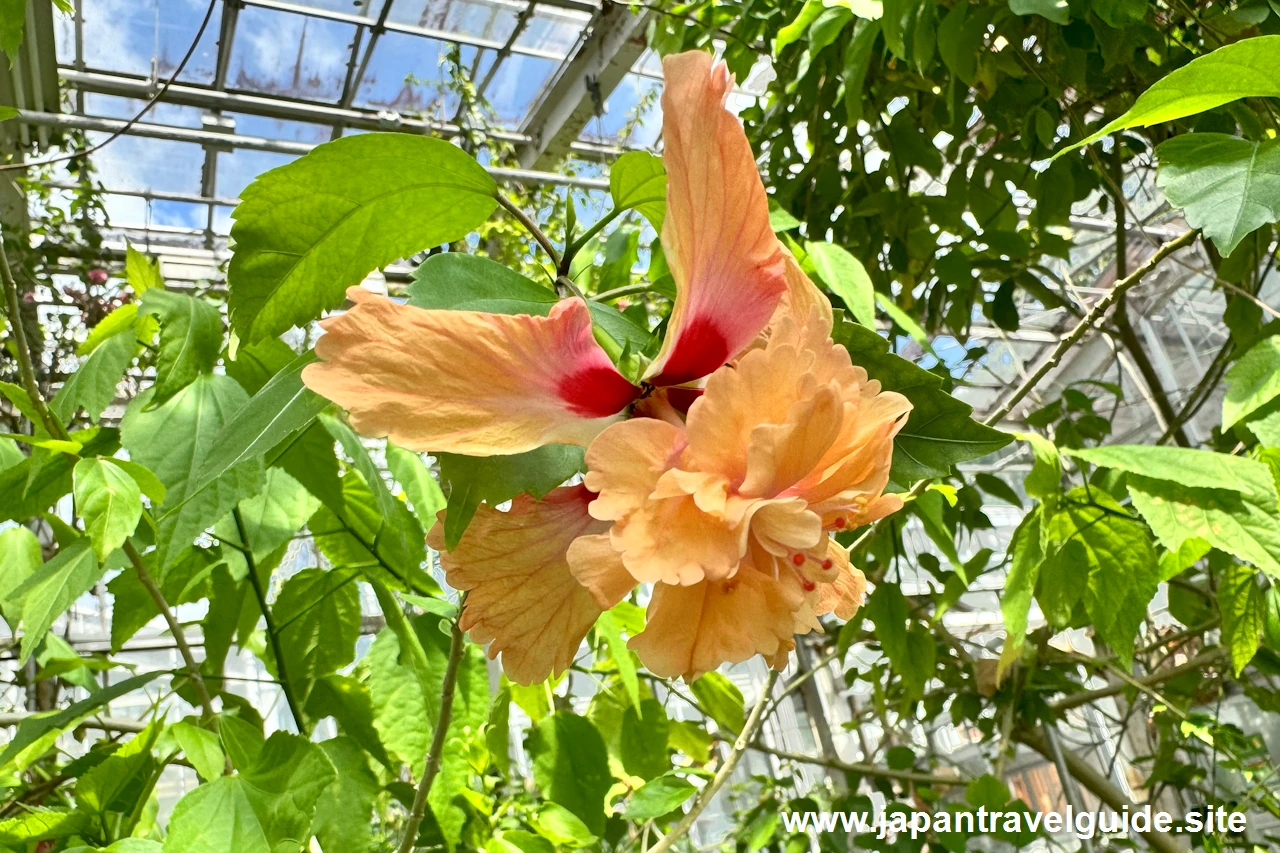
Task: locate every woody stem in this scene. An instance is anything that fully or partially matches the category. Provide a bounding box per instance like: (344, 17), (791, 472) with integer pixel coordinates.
(496, 193), (562, 270)
(645, 669), (780, 853)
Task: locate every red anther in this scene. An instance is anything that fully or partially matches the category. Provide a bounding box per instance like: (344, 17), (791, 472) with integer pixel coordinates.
(833, 516), (847, 529)
(791, 552), (806, 567)
(821, 559), (833, 570)
(801, 580), (816, 591)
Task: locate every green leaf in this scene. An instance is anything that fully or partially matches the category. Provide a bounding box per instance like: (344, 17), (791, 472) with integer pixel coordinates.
(1065, 445), (1280, 578)
(667, 720), (711, 764)
(171, 720), (226, 783)
(1222, 335), (1280, 429)
(73, 456), (143, 562)
(768, 199), (802, 232)
(1218, 565), (1264, 675)
(12, 541), (101, 665)
(305, 674), (395, 771)
(407, 252), (556, 314)
(49, 330), (136, 423)
(366, 584), (441, 753)
(1009, 0), (1068, 24)
(271, 568), (362, 705)
(105, 457), (167, 504)
(690, 670), (745, 734)
(832, 315), (1011, 482)
(527, 712), (612, 836)
(386, 442), (447, 527)
(620, 698), (669, 781)
(0, 0), (26, 64)
(492, 830), (557, 853)
(214, 467), (318, 572)
(0, 671), (162, 769)
(183, 351), (327, 511)
(806, 241), (876, 328)
(974, 472), (1023, 508)
(0, 527), (41, 624)
(78, 302), (141, 356)
(608, 151), (666, 231)
(998, 508), (1043, 681)
(310, 471), (433, 593)
(437, 444), (584, 550)
(623, 774), (697, 820)
(122, 375), (265, 568)
(1043, 489), (1159, 666)
(313, 736), (379, 853)
(0, 810), (88, 847)
(1054, 35), (1280, 158)
(126, 244), (164, 294)
(228, 134), (498, 342)
(776, 0), (824, 54)
(0, 105), (16, 121)
(1156, 134), (1280, 256)
(1019, 431), (1061, 499)
(76, 720), (161, 817)
(139, 288), (224, 403)
(594, 610), (640, 714)
(530, 803), (598, 848)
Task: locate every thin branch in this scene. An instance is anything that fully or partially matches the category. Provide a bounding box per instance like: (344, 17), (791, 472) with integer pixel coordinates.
(645, 669), (780, 853)
(1050, 648), (1226, 712)
(396, 614), (467, 853)
(0, 231), (63, 440)
(234, 507), (308, 736)
(751, 743), (968, 786)
(593, 282), (664, 303)
(984, 229), (1198, 426)
(496, 193), (562, 270)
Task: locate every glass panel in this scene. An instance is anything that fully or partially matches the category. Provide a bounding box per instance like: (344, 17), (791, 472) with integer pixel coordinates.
(227, 112), (332, 145)
(215, 149), (299, 199)
(288, 0), (378, 17)
(482, 52), (556, 125)
(84, 93), (204, 129)
(515, 4), (590, 56)
(72, 0), (222, 83)
(388, 0), (520, 43)
(353, 32), (479, 115)
(87, 134), (205, 195)
(580, 73), (662, 146)
(227, 6), (357, 101)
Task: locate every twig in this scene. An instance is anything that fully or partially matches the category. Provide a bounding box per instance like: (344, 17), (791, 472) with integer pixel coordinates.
(984, 229), (1198, 426)
(764, 647), (840, 720)
(0, 232), (61, 439)
(750, 743), (967, 786)
(496, 193), (562, 270)
(396, 614), (467, 853)
(645, 669), (780, 853)
(593, 282), (664, 303)
(1050, 648), (1226, 711)
(234, 507), (308, 736)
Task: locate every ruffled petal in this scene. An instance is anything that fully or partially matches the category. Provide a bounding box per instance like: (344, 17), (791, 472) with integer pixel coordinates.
(304, 288), (639, 456)
(644, 51), (788, 386)
(427, 485), (608, 685)
(630, 569), (796, 681)
(566, 533), (637, 609)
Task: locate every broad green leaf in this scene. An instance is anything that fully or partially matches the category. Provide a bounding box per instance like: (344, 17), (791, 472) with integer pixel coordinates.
(0, 671), (162, 769)
(105, 457), (166, 504)
(1009, 0), (1067, 24)
(310, 471), (433, 593)
(768, 199), (801, 232)
(974, 472), (1023, 508)
(73, 456), (143, 562)
(1222, 334), (1280, 428)
(270, 568), (361, 705)
(491, 830), (557, 853)
(241, 732), (338, 845)
(214, 467), (318, 572)
(594, 610), (640, 714)
(1218, 565), (1264, 676)
(50, 329), (136, 423)
(386, 442), (446, 527)
(1019, 431), (1061, 499)
(530, 803), (598, 848)
(0, 105), (15, 121)
(608, 151), (666, 230)
(0, 810), (88, 847)
(171, 720), (225, 782)
(667, 719), (711, 763)
(76, 720), (161, 817)
(997, 508), (1043, 681)
(527, 712), (612, 836)
(139, 288), (224, 403)
(623, 774), (697, 820)
(1265, 585), (1280, 650)
(228, 134), (498, 341)
(1054, 35), (1280, 158)
(163, 776), (271, 853)
(1043, 489), (1159, 666)
(776, 0), (822, 54)
(306, 674), (395, 771)
(364, 587), (443, 755)
(620, 698), (669, 781)
(78, 302), (141, 356)
(0, 435), (21, 469)
(313, 736), (379, 853)
(126, 244), (164, 294)
(0, 527), (41, 623)
(1159, 536), (1211, 581)
(914, 488), (961, 567)
(437, 444), (585, 550)
(1156, 134), (1280, 256)
(832, 316), (1011, 482)
(185, 351), (327, 510)
(806, 241), (876, 328)
(360, 624), (433, 767)
(0, 0), (26, 63)
(1066, 445), (1280, 578)
(122, 375), (265, 568)
(690, 670), (745, 734)
(12, 540), (101, 664)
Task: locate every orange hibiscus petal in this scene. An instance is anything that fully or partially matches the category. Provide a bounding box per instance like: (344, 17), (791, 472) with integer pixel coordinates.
(566, 533), (637, 609)
(644, 51), (788, 386)
(427, 485), (609, 685)
(303, 288), (639, 456)
(630, 570), (796, 681)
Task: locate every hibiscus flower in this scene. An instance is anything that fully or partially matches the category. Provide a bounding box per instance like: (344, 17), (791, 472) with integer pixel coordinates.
(303, 50), (911, 684)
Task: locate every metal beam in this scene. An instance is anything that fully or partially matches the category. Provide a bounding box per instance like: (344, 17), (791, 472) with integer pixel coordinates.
(16, 109), (611, 189)
(517, 2), (650, 168)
